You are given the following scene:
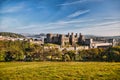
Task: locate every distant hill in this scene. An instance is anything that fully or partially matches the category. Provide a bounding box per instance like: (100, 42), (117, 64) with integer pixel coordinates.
(22, 33), (46, 39)
(0, 32), (25, 38)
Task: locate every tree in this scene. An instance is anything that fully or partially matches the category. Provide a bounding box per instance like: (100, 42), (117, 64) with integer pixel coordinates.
(0, 50), (6, 61)
(67, 50), (76, 61)
(5, 51), (14, 61)
(62, 53), (71, 62)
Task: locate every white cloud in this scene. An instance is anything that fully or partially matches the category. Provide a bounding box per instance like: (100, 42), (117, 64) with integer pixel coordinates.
(16, 19), (94, 30)
(102, 17), (120, 20)
(0, 3), (25, 13)
(92, 21), (120, 26)
(16, 18), (120, 30)
(17, 24), (42, 29)
(58, 0), (86, 6)
(67, 10), (90, 18)
(58, 0), (103, 6)
(0, 18), (19, 27)
(85, 22), (120, 36)
(1, 16), (119, 36)
(43, 19), (120, 36)
(69, 20), (120, 36)
(0, 17), (23, 32)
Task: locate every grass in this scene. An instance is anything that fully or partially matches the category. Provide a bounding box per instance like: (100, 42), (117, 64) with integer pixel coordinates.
(0, 62), (120, 80)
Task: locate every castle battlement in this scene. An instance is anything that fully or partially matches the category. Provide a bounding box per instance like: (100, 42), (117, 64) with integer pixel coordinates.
(45, 32), (85, 46)
(44, 32), (115, 48)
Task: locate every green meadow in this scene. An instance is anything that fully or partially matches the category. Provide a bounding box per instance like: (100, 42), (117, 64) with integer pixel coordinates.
(0, 62), (120, 80)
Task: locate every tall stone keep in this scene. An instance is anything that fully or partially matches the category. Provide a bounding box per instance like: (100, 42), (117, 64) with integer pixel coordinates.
(60, 34), (64, 46)
(46, 33), (52, 43)
(75, 33), (78, 37)
(71, 32), (75, 46)
(68, 32), (70, 37)
(78, 33), (85, 44)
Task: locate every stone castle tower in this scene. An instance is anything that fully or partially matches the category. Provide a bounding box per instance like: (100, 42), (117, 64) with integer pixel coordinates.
(70, 32), (75, 46)
(60, 34), (64, 46)
(45, 32), (85, 46)
(46, 33), (52, 43)
(78, 33), (85, 44)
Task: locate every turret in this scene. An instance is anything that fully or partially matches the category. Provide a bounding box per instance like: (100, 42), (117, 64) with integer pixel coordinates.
(68, 32), (70, 37)
(79, 33), (85, 41)
(79, 33), (82, 37)
(46, 33), (52, 43)
(71, 32), (75, 46)
(78, 33), (85, 45)
(75, 33), (78, 37)
(60, 34), (64, 46)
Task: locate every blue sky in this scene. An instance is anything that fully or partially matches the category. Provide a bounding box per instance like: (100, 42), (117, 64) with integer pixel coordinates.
(0, 0), (120, 36)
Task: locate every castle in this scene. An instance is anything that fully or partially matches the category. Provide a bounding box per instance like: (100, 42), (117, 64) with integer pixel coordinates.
(44, 32), (115, 48)
(44, 32), (85, 46)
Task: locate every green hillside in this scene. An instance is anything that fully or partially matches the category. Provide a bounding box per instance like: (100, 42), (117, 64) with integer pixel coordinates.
(0, 32), (25, 38)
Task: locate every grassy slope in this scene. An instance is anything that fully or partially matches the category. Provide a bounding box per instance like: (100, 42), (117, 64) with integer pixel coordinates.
(0, 62), (120, 80)
(0, 32), (25, 38)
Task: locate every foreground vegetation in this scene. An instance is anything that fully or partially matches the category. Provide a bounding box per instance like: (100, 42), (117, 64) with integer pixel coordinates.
(0, 40), (120, 79)
(0, 62), (120, 80)
(0, 40), (120, 62)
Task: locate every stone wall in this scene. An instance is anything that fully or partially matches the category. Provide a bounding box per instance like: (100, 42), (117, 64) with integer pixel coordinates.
(45, 32), (85, 46)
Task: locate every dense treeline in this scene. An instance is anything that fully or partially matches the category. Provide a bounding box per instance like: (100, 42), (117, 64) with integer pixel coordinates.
(0, 40), (120, 62)
(0, 32), (25, 38)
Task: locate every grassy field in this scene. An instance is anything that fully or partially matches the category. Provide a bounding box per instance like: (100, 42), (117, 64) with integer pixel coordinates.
(0, 62), (120, 80)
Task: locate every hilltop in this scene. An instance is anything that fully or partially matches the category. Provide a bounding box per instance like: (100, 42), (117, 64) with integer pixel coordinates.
(0, 32), (25, 38)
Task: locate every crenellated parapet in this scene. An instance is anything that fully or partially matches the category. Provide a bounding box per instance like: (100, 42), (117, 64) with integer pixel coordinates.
(45, 32), (85, 46)
(45, 33), (116, 48)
